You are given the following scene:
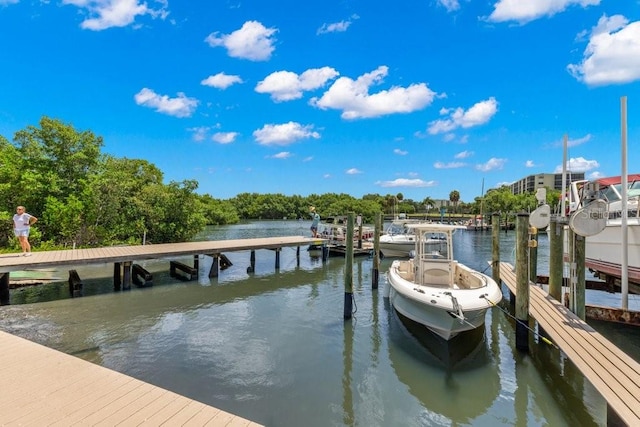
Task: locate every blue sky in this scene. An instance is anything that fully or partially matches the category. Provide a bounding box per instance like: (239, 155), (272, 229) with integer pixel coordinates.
(1, 0), (639, 202)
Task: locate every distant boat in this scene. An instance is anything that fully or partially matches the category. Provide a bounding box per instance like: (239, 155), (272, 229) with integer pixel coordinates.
(379, 219), (446, 258)
(385, 223), (502, 340)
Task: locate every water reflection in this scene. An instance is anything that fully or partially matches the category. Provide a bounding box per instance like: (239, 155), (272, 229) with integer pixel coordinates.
(386, 301), (500, 424)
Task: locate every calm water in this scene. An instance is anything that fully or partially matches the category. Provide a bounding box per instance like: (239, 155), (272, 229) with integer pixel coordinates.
(2, 221), (640, 426)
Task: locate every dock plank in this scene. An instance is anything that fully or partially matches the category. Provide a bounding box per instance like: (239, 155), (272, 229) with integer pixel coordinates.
(0, 331), (262, 426)
(499, 262), (640, 425)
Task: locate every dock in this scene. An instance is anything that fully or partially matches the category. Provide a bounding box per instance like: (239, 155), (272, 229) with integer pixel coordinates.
(0, 236), (325, 302)
(499, 261), (640, 426)
(0, 330), (262, 425)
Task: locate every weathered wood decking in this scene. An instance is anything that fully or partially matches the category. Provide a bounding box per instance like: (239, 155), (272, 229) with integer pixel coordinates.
(0, 236), (323, 273)
(499, 262), (640, 426)
(0, 330), (262, 426)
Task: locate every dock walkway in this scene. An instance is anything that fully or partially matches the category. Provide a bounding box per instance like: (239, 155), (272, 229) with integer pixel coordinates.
(499, 261), (640, 425)
(0, 330), (261, 426)
(0, 236), (322, 273)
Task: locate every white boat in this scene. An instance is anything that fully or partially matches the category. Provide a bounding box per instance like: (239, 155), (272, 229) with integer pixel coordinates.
(386, 223), (502, 340)
(568, 174), (640, 285)
(465, 215), (489, 231)
(379, 220), (446, 258)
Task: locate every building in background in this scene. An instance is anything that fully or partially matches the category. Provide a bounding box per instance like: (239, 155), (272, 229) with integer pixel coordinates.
(509, 172), (585, 195)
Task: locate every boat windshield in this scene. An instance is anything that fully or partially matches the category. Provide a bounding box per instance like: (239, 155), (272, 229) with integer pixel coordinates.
(386, 223), (409, 235)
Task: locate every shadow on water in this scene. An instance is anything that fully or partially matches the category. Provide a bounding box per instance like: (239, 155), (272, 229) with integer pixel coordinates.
(384, 298), (501, 424)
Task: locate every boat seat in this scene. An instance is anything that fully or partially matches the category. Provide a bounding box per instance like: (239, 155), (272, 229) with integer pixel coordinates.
(422, 268), (450, 287)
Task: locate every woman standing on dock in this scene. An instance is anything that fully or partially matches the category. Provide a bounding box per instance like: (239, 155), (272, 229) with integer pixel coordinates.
(13, 205), (37, 256)
(309, 206), (320, 238)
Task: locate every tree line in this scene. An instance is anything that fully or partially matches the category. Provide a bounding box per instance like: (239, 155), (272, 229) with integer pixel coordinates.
(1, 117), (559, 251)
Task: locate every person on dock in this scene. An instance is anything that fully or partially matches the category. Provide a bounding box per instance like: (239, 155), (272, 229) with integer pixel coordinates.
(13, 206), (37, 256)
(309, 206), (320, 238)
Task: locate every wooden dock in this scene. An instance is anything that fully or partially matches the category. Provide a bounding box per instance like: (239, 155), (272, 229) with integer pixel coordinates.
(0, 330), (262, 426)
(499, 261), (640, 426)
(0, 236), (323, 273)
(0, 236), (325, 302)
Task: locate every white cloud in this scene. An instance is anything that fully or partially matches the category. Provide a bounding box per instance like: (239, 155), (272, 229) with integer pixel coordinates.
(486, 0), (600, 24)
(189, 126), (210, 142)
(393, 148), (408, 155)
(438, 0), (460, 12)
(255, 67), (339, 102)
(434, 161), (465, 169)
(428, 97), (498, 134)
(310, 66), (438, 119)
(212, 132), (238, 144)
(205, 21), (277, 61)
(553, 156), (599, 173)
(553, 133), (592, 148)
(0, 0), (19, 5)
(525, 160), (536, 167)
(270, 151), (292, 159)
(201, 73), (243, 89)
(568, 16), (640, 86)
(375, 178), (437, 188)
(134, 88), (198, 118)
(455, 150), (473, 159)
(62, 0), (168, 31)
(476, 157), (507, 172)
(253, 122), (320, 146)
(346, 168), (362, 175)
(317, 15), (359, 34)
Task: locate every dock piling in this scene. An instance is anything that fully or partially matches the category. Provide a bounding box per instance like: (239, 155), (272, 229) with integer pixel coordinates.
(1, 273), (10, 305)
(515, 212), (530, 351)
(372, 212), (381, 290)
(344, 213), (354, 320)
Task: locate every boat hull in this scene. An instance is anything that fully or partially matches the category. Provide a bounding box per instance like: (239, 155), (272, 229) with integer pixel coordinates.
(386, 261), (502, 340)
(585, 218), (640, 284)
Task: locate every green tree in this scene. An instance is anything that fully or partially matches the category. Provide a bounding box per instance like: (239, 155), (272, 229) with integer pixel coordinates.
(449, 190), (460, 214)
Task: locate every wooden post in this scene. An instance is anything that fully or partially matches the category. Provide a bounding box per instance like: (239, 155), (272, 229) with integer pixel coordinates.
(210, 255), (219, 277)
(575, 234), (586, 320)
(193, 255), (199, 278)
(515, 212), (530, 351)
(0, 273), (9, 306)
(322, 244), (329, 262)
(372, 212), (381, 290)
(344, 212), (354, 320)
(123, 261), (132, 291)
(275, 248), (281, 270)
(548, 217), (564, 301)
(529, 226), (538, 284)
(296, 246), (300, 267)
(113, 262), (122, 291)
(491, 212), (500, 287)
(250, 250), (256, 272)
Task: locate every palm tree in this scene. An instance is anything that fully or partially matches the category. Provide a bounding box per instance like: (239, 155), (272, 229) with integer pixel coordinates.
(422, 196), (435, 213)
(449, 190), (460, 214)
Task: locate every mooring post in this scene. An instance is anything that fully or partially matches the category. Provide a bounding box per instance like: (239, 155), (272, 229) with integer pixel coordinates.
(210, 255), (219, 277)
(575, 234), (586, 320)
(296, 245), (300, 267)
(123, 261), (132, 291)
(193, 255), (199, 278)
(275, 248), (281, 270)
(357, 214), (363, 249)
(515, 212), (530, 352)
(250, 250), (256, 272)
(322, 244), (329, 262)
(113, 262), (122, 291)
(0, 273), (9, 306)
(548, 217), (564, 302)
(344, 212), (354, 320)
(491, 212), (500, 287)
(372, 212), (381, 290)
